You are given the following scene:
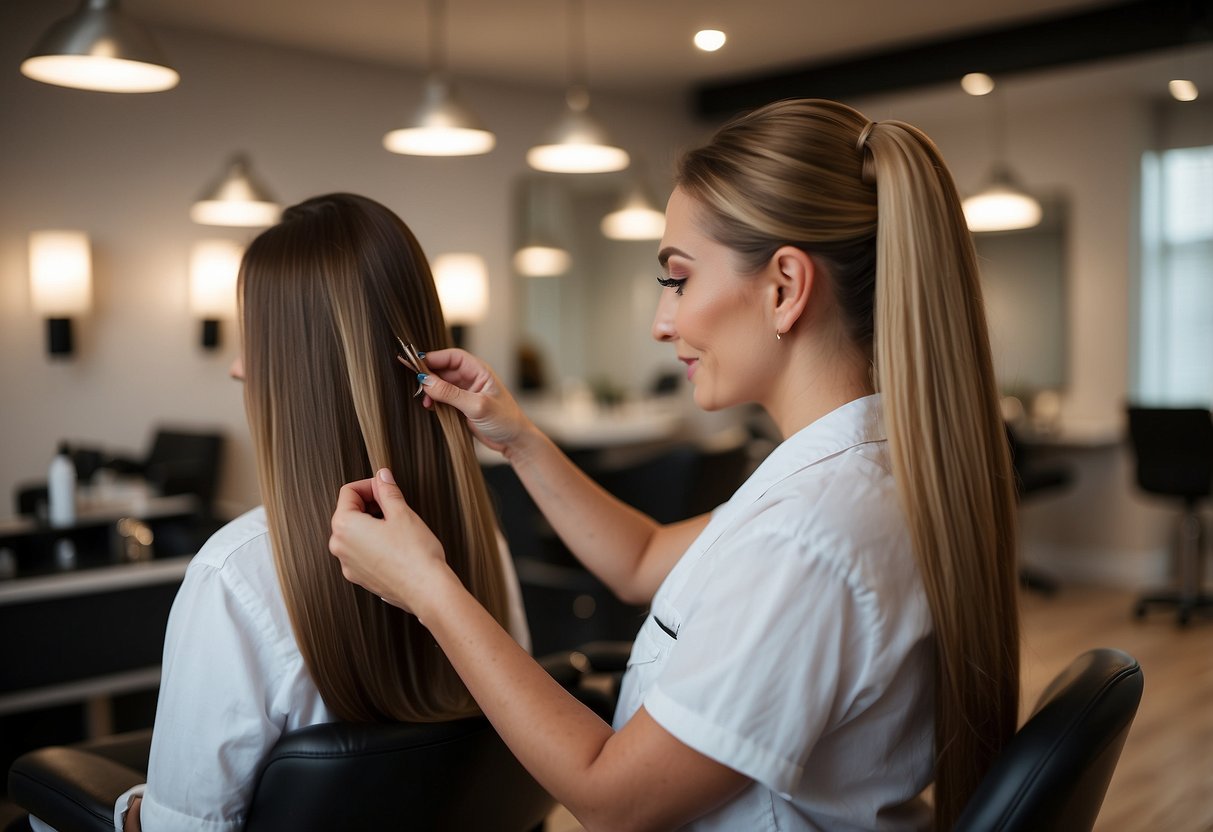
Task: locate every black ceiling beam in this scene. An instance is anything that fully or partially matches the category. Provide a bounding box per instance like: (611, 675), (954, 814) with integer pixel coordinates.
(693, 0), (1213, 120)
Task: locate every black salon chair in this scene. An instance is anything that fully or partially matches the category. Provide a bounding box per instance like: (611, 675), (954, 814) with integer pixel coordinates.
(1125, 406), (1213, 626)
(109, 429), (226, 520)
(955, 647), (1143, 831)
(8, 655), (590, 832)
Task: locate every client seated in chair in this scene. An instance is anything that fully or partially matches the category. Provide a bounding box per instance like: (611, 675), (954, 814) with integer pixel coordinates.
(29, 193), (528, 832)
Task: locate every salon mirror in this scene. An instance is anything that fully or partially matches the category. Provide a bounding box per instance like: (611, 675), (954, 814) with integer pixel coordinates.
(512, 175), (1069, 410)
(973, 196), (1068, 398)
(511, 172), (678, 403)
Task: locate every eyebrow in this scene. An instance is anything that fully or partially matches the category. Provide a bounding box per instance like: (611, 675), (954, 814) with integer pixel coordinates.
(657, 247), (694, 268)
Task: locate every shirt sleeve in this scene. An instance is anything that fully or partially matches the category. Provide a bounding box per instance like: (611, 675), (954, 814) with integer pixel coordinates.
(643, 525), (878, 795)
(132, 553), (289, 831)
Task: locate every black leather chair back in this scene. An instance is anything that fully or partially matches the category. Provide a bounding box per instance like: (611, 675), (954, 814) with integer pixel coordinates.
(1126, 406), (1213, 500)
(243, 718), (553, 832)
(954, 648), (1144, 832)
(9, 717), (556, 832)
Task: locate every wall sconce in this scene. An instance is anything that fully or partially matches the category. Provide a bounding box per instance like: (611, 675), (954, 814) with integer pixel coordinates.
(189, 239), (243, 350)
(432, 253), (488, 349)
(29, 231), (91, 357)
(190, 154), (281, 227)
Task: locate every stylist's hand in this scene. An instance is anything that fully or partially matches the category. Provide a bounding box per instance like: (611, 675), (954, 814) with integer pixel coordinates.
(412, 348), (535, 455)
(329, 468), (452, 617)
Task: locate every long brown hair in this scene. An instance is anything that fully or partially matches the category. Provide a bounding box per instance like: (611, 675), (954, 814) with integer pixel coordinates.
(240, 192), (511, 722)
(677, 100), (1020, 827)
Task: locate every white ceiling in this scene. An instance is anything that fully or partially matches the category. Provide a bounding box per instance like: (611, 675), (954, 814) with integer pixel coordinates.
(127, 0), (1135, 95)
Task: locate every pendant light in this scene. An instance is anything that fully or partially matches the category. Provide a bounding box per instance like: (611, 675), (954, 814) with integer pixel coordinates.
(383, 0), (495, 156)
(962, 78), (1041, 233)
(21, 0), (179, 93)
(526, 0), (629, 174)
(601, 178), (666, 240)
(190, 154), (282, 228)
(513, 178), (571, 276)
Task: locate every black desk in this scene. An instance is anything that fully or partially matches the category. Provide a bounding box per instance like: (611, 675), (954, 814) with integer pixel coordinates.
(0, 499), (221, 734)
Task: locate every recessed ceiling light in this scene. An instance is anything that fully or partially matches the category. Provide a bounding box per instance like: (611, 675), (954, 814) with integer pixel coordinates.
(694, 29), (727, 52)
(1169, 79), (1199, 102)
(961, 72), (995, 96)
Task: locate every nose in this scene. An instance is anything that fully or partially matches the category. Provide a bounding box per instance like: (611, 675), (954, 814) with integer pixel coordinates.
(229, 354), (245, 381)
(651, 289), (677, 342)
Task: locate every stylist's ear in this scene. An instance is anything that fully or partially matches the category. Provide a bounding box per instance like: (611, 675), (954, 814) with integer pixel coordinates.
(769, 246), (814, 337)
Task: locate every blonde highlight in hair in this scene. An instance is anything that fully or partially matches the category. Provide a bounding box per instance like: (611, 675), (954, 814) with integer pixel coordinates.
(678, 100), (1019, 827)
(241, 193), (511, 722)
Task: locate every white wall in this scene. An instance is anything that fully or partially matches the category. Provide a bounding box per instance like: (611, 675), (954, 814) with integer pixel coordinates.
(0, 0), (699, 521)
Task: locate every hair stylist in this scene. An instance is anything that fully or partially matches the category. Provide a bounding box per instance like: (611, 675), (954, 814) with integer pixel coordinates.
(328, 98), (1020, 831)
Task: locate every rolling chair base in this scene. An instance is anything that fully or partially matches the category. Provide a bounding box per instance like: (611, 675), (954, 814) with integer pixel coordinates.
(1134, 591), (1213, 627)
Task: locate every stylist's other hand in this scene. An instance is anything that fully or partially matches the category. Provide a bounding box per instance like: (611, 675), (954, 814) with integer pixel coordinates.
(329, 468), (450, 616)
(411, 348), (535, 455)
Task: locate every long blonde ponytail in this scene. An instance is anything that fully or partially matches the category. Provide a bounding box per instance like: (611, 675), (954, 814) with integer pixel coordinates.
(864, 120), (1020, 826)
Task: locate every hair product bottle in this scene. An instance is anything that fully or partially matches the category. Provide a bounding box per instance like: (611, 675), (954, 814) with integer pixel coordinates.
(48, 441), (77, 528)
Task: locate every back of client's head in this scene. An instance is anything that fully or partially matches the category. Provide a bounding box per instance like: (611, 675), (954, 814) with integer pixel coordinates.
(240, 192), (510, 722)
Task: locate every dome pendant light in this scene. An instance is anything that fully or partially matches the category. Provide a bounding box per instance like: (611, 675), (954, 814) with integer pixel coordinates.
(21, 0), (179, 93)
(961, 80), (1041, 233)
(526, 0), (629, 174)
(190, 154), (282, 228)
(383, 0), (495, 157)
(514, 178), (572, 277)
(602, 178), (666, 240)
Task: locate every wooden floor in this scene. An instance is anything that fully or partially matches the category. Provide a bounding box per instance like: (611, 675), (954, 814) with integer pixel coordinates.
(549, 586), (1213, 831)
(1020, 586), (1213, 832)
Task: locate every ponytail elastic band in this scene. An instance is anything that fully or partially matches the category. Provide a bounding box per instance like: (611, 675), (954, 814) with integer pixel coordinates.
(856, 121), (877, 153)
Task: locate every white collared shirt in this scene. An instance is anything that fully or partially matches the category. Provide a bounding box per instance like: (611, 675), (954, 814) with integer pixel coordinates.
(614, 395), (934, 831)
(89, 506), (528, 832)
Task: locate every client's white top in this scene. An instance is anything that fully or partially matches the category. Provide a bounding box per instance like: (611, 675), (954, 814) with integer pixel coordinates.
(614, 395), (935, 831)
(110, 506), (529, 832)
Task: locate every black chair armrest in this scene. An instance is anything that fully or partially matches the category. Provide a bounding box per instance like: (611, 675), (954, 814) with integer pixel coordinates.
(8, 746), (144, 832)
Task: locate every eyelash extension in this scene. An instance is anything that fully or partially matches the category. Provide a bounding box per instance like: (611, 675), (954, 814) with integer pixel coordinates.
(657, 275), (686, 295)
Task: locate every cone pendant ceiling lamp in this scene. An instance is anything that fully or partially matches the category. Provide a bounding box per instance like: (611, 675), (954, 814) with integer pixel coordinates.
(962, 82), (1041, 233)
(383, 0), (495, 156)
(527, 0), (629, 174)
(21, 0), (179, 93)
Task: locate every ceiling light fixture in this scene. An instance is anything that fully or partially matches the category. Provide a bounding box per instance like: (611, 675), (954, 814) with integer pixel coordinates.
(601, 179), (666, 240)
(514, 178), (572, 276)
(962, 82), (1042, 233)
(190, 154), (282, 228)
(961, 72), (995, 96)
(20, 0), (179, 93)
(693, 29), (727, 52)
(383, 0), (495, 156)
(526, 0), (629, 174)
(1169, 78), (1199, 101)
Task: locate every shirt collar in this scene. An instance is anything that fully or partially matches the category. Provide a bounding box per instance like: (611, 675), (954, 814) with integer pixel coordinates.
(734, 394), (886, 504)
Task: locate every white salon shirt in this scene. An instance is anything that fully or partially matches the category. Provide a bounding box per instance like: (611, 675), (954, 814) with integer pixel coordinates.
(93, 506), (529, 832)
(614, 395), (935, 831)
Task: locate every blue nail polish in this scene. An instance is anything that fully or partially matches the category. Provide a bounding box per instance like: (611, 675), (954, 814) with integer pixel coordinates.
(417, 351), (426, 359)
(417, 373), (428, 383)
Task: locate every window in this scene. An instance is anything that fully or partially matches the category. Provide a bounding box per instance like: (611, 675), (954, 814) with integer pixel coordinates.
(1137, 144), (1213, 405)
